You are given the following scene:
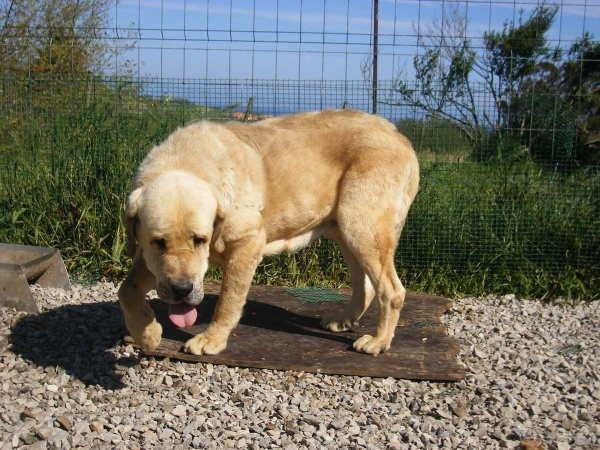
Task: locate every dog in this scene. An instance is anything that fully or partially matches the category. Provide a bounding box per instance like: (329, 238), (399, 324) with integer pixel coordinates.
(118, 109), (419, 356)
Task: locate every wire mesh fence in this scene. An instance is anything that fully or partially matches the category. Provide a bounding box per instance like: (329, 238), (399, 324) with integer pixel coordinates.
(0, 0), (599, 298)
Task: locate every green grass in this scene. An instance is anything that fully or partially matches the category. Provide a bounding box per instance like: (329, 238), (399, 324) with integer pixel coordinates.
(0, 77), (599, 300)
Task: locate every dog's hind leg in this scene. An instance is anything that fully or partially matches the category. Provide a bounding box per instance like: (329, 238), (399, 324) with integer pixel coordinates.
(343, 217), (406, 355)
(320, 236), (375, 332)
(118, 251), (162, 351)
(335, 167), (416, 355)
(350, 246), (405, 355)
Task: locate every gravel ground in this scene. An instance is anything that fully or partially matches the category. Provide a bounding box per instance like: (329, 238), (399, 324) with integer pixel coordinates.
(0, 282), (598, 450)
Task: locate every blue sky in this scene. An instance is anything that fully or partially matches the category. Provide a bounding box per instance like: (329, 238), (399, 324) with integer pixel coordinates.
(111, 0), (600, 80)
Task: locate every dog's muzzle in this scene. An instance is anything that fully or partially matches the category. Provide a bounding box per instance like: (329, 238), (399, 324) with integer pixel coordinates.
(157, 280), (204, 305)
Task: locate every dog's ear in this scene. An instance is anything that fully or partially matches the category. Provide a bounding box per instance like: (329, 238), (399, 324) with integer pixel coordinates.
(211, 211), (226, 254)
(125, 188), (143, 259)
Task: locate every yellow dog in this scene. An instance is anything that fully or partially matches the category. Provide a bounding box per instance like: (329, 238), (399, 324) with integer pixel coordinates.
(118, 109), (419, 356)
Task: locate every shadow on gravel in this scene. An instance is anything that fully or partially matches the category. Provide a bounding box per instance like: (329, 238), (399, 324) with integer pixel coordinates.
(9, 301), (137, 390)
(8, 295), (353, 390)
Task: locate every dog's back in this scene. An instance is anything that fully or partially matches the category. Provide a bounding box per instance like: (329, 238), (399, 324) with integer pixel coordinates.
(225, 109), (419, 243)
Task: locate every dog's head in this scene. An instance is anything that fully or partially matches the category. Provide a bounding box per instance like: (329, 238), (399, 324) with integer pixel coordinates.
(125, 171), (224, 306)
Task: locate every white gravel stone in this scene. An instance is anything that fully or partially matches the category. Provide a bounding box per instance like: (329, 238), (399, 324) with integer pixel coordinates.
(0, 283), (597, 449)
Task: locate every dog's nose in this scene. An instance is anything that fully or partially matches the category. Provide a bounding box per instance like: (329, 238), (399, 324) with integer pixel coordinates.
(170, 280), (194, 297)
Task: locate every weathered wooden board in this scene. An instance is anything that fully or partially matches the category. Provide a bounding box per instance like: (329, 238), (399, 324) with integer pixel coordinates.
(146, 282), (465, 380)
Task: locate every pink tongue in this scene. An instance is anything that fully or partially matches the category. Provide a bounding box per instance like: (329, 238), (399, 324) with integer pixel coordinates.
(168, 303), (198, 328)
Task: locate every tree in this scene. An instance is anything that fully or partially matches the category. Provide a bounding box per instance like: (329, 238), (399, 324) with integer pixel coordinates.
(374, 4), (483, 147)
(498, 31), (600, 162)
(0, 1), (36, 71)
(485, 4), (559, 151)
(562, 32), (600, 160)
(1, 0), (134, 77)
(0, 0), (137, 164)
(372, 3), (560, 158)
(484, 5), (558, 99)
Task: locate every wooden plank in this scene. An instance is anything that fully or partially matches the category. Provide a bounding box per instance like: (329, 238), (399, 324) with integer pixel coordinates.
(146, 282), (465, 380)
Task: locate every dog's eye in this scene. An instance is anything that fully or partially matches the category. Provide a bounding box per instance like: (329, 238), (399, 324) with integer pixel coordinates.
(153, 239), (166, 250)
(193, 236), (206, 247)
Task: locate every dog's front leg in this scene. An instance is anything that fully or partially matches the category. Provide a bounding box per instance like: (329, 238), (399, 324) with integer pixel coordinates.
(118, 251), (162, 351)
(184, 235), (263, 355)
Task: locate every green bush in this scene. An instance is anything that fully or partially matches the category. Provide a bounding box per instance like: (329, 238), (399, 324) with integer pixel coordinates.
(398, 159), (600, 299)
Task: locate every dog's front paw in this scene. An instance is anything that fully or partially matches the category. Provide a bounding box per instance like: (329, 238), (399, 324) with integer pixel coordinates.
(130, 318), (163, 352)
(353, 334), (391, 355)
(184, 333), (227, 355)
(320, 314), (358, 332)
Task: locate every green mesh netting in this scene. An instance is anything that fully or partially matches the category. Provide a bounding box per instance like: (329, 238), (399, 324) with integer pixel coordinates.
(286, 287), (350, 303)
(1, 77), (597, 298)
(410, 321), (442, 328)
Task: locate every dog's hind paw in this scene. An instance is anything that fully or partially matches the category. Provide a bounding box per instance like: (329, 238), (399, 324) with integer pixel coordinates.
(320, 314), (359, 332)
(184, 333), (227, 355)
(353, 334), (391, 355)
